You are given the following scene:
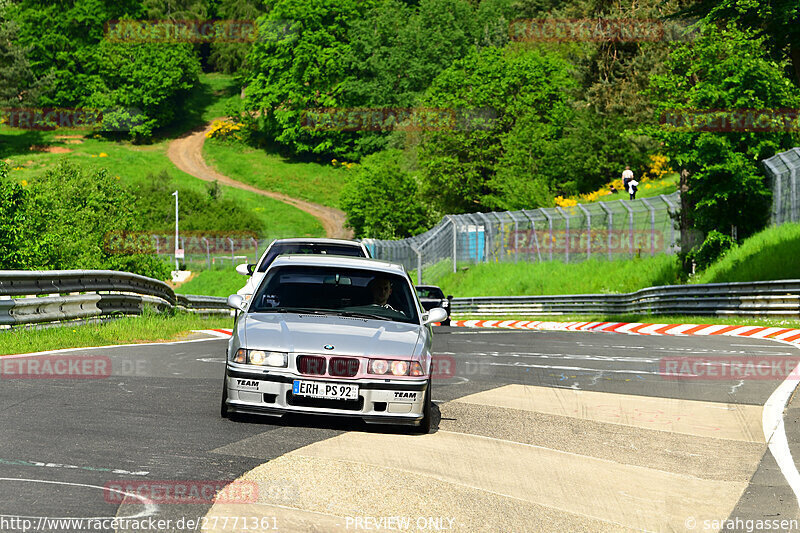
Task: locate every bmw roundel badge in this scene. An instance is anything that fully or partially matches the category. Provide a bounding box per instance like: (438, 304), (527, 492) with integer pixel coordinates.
(324, 344), (334, 350)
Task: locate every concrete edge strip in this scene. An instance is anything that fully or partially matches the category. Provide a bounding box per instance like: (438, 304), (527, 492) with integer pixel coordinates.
(451, 318), (800, 508)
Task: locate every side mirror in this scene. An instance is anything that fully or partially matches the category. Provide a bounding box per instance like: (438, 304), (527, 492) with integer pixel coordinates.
(235, 263), (251, 276)
(423, 307), (448, 325)
(447, 295), (453, 300)
(227, 294), (247, 312)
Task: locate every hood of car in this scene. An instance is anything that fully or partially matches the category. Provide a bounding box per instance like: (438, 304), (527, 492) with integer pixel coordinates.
(241, 313), (424, 358)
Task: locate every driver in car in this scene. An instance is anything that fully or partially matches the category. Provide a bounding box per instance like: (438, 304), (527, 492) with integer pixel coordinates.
(368, 277), (398, 311)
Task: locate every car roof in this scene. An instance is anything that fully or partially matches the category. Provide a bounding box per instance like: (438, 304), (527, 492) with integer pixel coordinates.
(269, 254), (407, 275)
(269, 238), (364, 246)
(269, 254), (406, 276)
(415, 285), (441, 290)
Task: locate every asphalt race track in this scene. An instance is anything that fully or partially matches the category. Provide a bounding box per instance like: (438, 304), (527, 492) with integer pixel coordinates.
(1, 328), (799, 532)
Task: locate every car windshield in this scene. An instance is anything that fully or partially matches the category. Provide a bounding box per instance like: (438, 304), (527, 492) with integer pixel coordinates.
(256, 243), (365, 272)
(251, 265), (419, 324)
(416, 287), (445, 299)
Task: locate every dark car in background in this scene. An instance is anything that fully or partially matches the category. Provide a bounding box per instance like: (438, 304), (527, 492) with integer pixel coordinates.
(415, 285), (452, 325)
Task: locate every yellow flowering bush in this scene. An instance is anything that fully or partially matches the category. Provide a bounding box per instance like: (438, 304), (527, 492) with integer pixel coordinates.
(205, 120), (243, 139)
(554, 195), (578, 207)
(645, 154), (672, 180)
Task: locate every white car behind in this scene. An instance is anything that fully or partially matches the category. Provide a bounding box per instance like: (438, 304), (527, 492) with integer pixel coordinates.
(236, 238), (371, 299)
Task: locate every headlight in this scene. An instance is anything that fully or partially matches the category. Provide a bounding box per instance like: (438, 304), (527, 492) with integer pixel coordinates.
(391, 361), (408, 376)
(369, 359), (389, 374)
(233, 349), (287, 367)
(368, 359), (424, 377)
(441, 300), (449, 308)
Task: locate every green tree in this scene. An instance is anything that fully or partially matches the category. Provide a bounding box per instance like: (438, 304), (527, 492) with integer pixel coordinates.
(340, 149), (431, 238)
(418, 46), (578, 213)
(10, 161), (171, 279)
(0, 162), (29, 268)
(648, 23), (800, 266)
(86, 37), (201, 139)
(242, 0), (377, 157)
(0, 0), (46, 106)
(208, 0), (265, 74)
(682, 0), (800, 84)
(11, 0), (143, 107)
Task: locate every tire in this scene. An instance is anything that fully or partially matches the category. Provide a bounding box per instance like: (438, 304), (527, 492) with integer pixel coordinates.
(414, 379), (432, 434)
(441, 318), (450, 326)
(220, 375), (229, 419)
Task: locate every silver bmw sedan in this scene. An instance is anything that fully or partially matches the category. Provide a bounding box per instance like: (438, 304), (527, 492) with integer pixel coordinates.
(221, 254), (447, 433)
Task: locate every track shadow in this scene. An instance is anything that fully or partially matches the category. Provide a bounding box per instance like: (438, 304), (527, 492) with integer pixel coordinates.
(228, 402), (442, 436)
(0, 129), (47, 159)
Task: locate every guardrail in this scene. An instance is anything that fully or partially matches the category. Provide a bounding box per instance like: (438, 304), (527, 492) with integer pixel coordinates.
(0, 270), (230, 327)
(451, 280), (800, 318)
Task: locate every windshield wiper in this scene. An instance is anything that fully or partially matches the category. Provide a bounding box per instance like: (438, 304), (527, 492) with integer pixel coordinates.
(336, 311), (394, 321)
(253, 307), (329, 314)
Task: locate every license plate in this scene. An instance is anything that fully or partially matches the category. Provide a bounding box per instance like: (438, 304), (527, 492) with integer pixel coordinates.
(292, 380), (359, 400)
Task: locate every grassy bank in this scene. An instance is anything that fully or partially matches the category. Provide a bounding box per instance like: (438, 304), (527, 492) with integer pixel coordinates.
(436, 255), (682, 297)
(179, 270), (246, 297)
(0, 311), (231, 356)
(204, 138), (348, 208)
(694, 222), (800, 284)
(1, 73), (324, 239)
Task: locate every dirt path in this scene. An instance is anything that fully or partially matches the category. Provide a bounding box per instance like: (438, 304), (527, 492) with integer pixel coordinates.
(167, 121), (352, 239)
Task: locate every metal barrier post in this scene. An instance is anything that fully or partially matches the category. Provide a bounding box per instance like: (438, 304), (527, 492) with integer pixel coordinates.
(778, 152), (798, 222)
(201, 237), (210, 268)
(555, 207), (570, 263)
(577, 203), (591, 259)
(619, 200), (634, 258)
(522, 210), (542, 262)
(660, 194), (676, 253)
(492, 212), (505, 260)
(477, 213), (493, 263)
(641, 198), (656, 256)
(450, 217), (457, 273)
(598, 202), (613, 261)
(540, 209), (553, 261)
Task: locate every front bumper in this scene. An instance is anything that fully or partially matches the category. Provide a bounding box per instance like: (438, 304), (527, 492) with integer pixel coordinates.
(225, 366), (428, 425)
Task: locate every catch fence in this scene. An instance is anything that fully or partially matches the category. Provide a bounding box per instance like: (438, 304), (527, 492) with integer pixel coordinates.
(364, 192), (680, 285)
(763, 147), (800, 225)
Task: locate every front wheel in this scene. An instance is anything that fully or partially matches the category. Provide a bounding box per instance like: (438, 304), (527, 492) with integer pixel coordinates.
(414, 379), (432, 434)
